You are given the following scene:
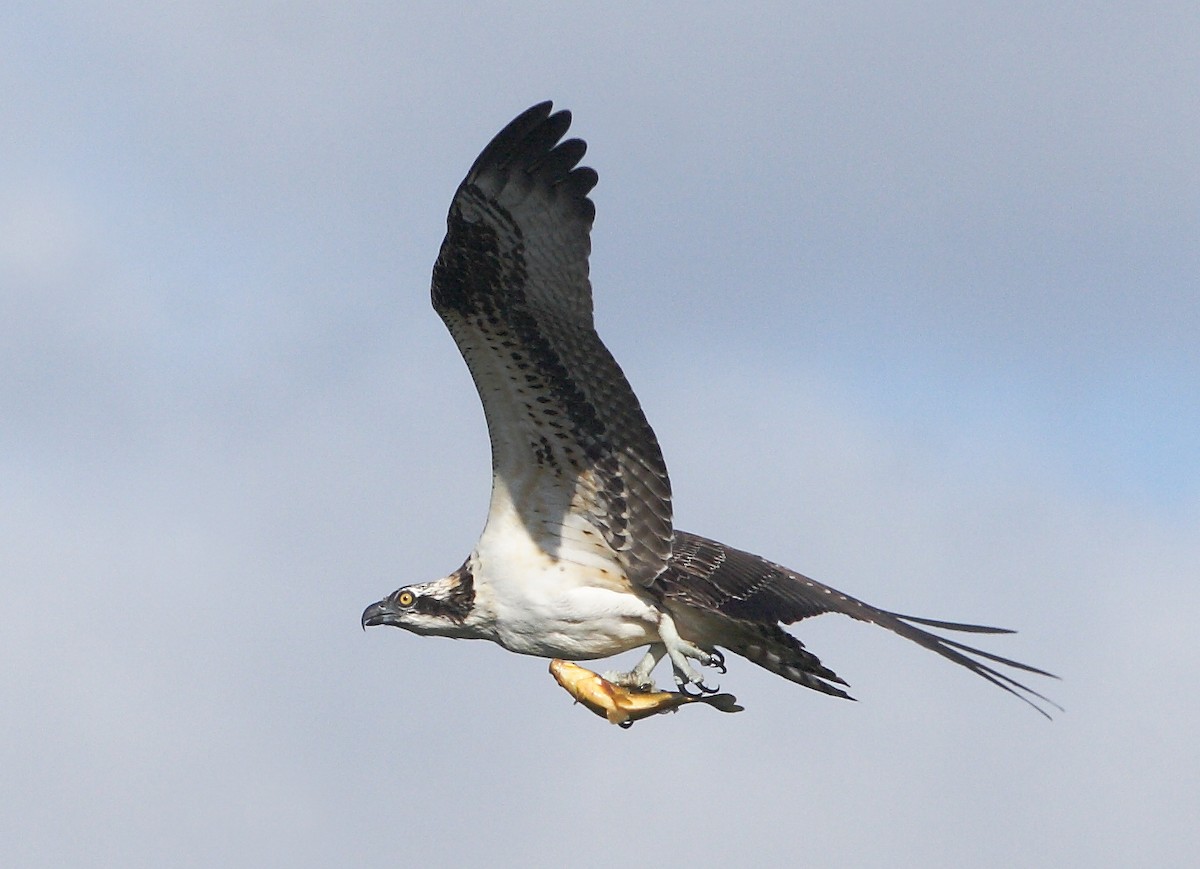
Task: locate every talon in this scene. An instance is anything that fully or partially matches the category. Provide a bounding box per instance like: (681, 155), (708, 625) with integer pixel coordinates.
(658, 613), (727, 695)
(679, 677), (720, 696)
(677, 681), (703, 698)
(709, 650), (727, 674)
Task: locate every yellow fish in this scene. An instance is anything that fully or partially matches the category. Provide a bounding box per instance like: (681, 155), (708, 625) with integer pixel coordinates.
(549, 659), (743, 728)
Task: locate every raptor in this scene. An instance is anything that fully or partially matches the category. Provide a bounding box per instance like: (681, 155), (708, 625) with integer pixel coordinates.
(362, 102), (1057, 717)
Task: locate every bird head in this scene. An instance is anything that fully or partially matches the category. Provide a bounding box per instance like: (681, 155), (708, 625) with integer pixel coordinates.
(361, 565), (478, 638)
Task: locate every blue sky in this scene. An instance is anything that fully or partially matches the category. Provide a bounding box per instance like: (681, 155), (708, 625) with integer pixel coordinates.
(4, 4), (1198, 867)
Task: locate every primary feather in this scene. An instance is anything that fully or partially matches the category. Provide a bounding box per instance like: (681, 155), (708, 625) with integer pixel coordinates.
(362, 102), (1059, 720)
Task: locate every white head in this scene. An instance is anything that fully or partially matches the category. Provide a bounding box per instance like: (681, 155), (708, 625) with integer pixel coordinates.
(361, 564), (480, 638)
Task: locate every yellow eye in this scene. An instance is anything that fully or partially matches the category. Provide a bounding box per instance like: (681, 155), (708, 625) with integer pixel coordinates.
(396, 590), (416, 608)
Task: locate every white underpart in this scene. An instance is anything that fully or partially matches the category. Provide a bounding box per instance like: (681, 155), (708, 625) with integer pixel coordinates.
(470, 480), (662, 660)
(465, 477), (715, 691)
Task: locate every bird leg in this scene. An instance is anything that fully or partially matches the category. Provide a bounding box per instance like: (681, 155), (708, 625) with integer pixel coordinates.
(603, 644), (666, 691)
(602, 615), (725, 694)
(656, 612), (724, 695)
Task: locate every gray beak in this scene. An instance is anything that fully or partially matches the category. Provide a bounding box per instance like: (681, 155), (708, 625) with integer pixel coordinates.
(361, 599), (393, 629)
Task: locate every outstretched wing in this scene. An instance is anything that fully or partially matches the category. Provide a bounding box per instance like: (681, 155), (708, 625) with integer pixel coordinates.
(656, 531), (1060, 716)
(431, 102), (672, 586)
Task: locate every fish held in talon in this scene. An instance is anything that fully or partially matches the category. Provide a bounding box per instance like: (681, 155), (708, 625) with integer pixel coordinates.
(549, 659), (743, 728)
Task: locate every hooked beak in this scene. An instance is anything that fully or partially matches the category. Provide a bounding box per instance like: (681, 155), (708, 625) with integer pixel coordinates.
(361, 598), (394, 629)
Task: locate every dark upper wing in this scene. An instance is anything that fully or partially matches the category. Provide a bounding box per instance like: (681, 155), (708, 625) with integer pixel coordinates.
(430, 102), (672, 586)
(656, 531), (1060, 716)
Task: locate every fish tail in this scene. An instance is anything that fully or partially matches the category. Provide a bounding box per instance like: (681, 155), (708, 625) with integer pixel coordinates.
(702, 693), (744, 714)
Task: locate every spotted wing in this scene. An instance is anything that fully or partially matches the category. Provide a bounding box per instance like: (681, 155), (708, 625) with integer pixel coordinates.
(656, 531), (1060, 715)
(431, 102), (672, 586)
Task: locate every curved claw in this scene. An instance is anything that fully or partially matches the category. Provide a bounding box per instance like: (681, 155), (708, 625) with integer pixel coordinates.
(658, 615), (726, 696)
(681, 679), (721, 696)
(677, 681), (704, 698)
(709, 649), (727, 674)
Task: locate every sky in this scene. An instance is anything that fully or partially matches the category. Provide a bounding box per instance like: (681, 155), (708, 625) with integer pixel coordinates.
(3, 3), (1198, 867)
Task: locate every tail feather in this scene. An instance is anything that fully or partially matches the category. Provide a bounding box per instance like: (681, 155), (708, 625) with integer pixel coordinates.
(658, 531), (1060, 716)
(844, 609), (1062, 718)
(730, 613), (1060, 716)
(733, 623), (856, 701)
(891, 613), (1016, 635)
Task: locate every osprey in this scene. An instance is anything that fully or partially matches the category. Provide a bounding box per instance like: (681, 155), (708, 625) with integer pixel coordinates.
(362, 102), (1057, 716)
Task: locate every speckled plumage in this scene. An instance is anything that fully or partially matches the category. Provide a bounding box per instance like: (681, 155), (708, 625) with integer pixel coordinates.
(362, 102), (1058, 718)
(432, 102), (672, 590)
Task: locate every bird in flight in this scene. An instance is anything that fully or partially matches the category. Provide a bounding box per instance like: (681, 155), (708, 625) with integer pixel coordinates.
(362, 102), (1058, 717)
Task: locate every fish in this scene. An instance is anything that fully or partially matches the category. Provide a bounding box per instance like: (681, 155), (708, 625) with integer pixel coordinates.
(549, 659), (743, 727)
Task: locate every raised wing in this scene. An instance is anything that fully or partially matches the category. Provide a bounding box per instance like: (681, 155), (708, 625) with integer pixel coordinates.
(656, 531), (1060, 716)
(431, 102), (672, 586)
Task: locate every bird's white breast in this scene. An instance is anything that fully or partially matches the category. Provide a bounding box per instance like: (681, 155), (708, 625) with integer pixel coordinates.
(469, 480), (661, 660)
